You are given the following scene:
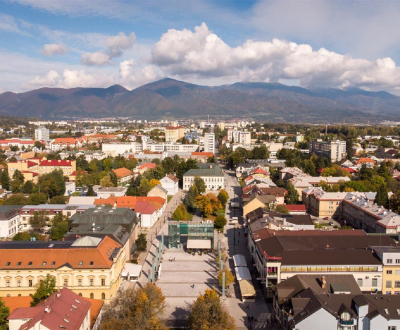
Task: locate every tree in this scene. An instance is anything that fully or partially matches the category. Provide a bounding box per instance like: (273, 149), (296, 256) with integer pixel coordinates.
(218, 268), (235, 289)
(11, 169), (25, 193)
(214, 215), (227, 230)
(22, 180), (34, 194)
(375, 184), (389, 208)
(30, 274), (57, 307)
(29, 211), (49, 232)
(49, 195), (68, 204)
(188, 289), (236, 330)
(251, 145), (269, 159)
(172, 205), (184, 220)
(217, 189), (229, 207)
(138, 178), (152, 196)
(285, 182), (299, 204)
(100, 175), (114, 187)
(184, 185), (199, 212)
(194, 176), (206, 194)
(194, 193), (223, 217)
(0, 297), (9, 330)
(38, 169), (66, 198)
(49, 213), (68, 240)
(2, 194), (30, 205)
(100, 284), (167, 330)
(149, 179), (161, 188)
(109, 171), (119, 187)
(0, 170), (10, 190)
(275, 204), (290, 214)
(86, 185), (95, 196)
(13, 231), (32, 241)
(135, 233), (147, 251)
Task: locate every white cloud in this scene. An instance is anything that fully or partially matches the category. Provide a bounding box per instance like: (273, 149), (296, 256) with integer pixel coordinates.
(150, 23), (400, 92)
(25, 69), (115, 89)
(119, 59), (159, 89)
(80, 32), (136, 66)
(0, 13), (31, 36)
(42, 43), (67, 56)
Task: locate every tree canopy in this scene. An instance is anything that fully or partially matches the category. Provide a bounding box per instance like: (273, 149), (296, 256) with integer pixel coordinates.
(30, 274), (57, 307)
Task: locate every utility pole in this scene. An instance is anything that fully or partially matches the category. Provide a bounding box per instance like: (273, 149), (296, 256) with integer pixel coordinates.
(222, 270), (226, 297)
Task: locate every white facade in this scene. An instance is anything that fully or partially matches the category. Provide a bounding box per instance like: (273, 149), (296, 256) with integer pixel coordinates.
(160, 175), (179, 196)
(239, 131), (251, 145)
(204, 133), (215, 154)
(0, 213), (19, 238)
(34, 126), (50, 142)
(96, 187), (127, 199)
(102, 142), (142, 155)
(183, 175), (224, 191)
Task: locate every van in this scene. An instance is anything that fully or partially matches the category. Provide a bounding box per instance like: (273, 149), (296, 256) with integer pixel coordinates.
(230, 217), (238, 224)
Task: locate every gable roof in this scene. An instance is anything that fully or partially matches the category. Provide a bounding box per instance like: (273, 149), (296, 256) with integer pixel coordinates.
(113, 167), (132, 178)
(138, 162), (156, 170)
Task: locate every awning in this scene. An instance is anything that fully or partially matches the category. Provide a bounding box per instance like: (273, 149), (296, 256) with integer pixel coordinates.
(187, 239), (211, 249)
(123, 263), (142, 277)
(233, 254), (247, 267)
(235, 266), (252, 281)
(239, 280), (256, 297)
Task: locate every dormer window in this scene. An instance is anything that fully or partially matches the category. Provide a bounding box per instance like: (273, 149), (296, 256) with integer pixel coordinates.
(341, 312), (351, 321)
(51, 262), (56, 266)
(6, 262), (10, 266)
(28, 262), (32, 266)
(79, 261), (83, 266)
(42, 262), (47, 266)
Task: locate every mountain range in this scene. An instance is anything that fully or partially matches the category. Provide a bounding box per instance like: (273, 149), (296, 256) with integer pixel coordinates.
(0, 78), (399, 122)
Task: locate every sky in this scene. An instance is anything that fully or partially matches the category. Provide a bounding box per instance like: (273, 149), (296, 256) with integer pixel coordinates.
(1, 0), (400, 94)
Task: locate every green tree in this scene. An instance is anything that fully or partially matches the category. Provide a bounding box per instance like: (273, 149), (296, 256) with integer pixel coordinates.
(138, 178), (152, 196)
(194, 176), (206, 194)
(100, 284), (167, 330)
(86, 185), (95, 196)
(375, 184), (389, 208)
(285, 182), (299, 204)
(49, 213), (68, 240)
(22, 180), (34, 194)
(188, 289), (236, 330)
(172, 205), (184, 220)
(217, 189), (229, 207)
(29, 211), (49, 232)
(0, 170), (10, 190)
(109, 171), (119, 187)
(49, 195), (68, 204)
(30, 274), (57, 307)
(135, 233), (147, 251)
(0, 297), (10, 330)
(218, 268), (235, 289)
(251, 145), (269, 159)
(184, 185), (199, 212)
(2, 194), (30, 205)
(13, 231), (32, 241)
(38, 169), (66, 198)
(100, 175), (114, 187)
(275, 204), (290, 214)
(214, 215), (227, 230)
(11, 169), (25, 193)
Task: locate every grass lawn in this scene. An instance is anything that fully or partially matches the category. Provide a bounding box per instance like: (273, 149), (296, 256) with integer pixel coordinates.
(167, 195), (173, 203)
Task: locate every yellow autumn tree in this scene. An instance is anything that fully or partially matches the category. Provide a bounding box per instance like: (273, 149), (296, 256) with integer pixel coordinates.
(149, 179), (161, 188)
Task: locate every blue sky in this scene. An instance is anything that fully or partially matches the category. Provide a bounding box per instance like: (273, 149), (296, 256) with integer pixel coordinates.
(1, 0), (400, 94)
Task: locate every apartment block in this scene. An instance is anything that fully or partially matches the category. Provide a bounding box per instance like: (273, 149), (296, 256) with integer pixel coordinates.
(309, 139), (347, 162)
(165, 126), (184, 143)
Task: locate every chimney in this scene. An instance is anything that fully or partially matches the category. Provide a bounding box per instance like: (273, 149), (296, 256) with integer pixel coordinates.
(321, 276), (326, 290)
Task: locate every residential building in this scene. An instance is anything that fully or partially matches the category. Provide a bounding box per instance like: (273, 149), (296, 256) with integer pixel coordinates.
(147, 184), (168, 201)
(93, 196), (166, 216)
(248, 212), (315, 231)
(0, 236), (125, 302)
(136, 162), (156, 176)
(102, 142), (143, 156)
(309, 139), (347, 162)
(0, 206), (22, 238)
(279, 167), (308, 181)
(190, 152), (214, 163)
(95, 187), (127, 199)
(247, 228), (395, 300)
(373, 246), (400, 295)
(203, 133), (215, 154)
(112, 167), (133, 186)
(342, 194), (400, 234)
(135, 200), (164, 228)
(289, 176), (350, 195)
(37, 159), (76, 176)
(160, 174), (179, 195)
(34, 126), (50, 142)
(8, 287), (91, 330)
(183, 163), (225, 191)
(50, 137), (86, 151)
(165, 126), (184, 143)
(7, 160), (39, 183)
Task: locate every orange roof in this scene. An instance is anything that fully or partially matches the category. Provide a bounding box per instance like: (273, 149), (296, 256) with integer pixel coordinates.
(113, 167), (132, 178)
(191, 152), (214, 157)
(356, 157), (376, 165)
(94, 196), (165, 209)
(85, 298), (104, 328)
(0, 236), (121, 270)
(53, 138), (77, 144)
(166, 126), (183, 129)
(167, 174), (179, 182)
(138, 163), (156, 170)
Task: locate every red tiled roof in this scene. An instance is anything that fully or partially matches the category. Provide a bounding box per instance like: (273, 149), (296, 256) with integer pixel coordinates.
(251, 167), (268, 175)
(356, 158), (375, 165)
(166, 126), (183, 129)
(21, 171), (39, 177)
(166, 174), (179, 183)
(94, 196), (165, 209)
(113, 167), (132, 178)
(191, 152), (214, 157)
(40, 160), (74, 166)
(135, 201), (157, 214)
(138, 163), (156, 170)
(53, 138), (78, 144)
(283, 204), (307, 212)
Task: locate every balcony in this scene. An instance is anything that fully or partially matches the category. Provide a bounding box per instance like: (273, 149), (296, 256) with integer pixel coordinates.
(339, 319), (354, 326)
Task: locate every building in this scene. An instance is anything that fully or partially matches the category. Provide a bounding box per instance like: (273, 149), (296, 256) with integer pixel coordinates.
(342, 194), (400, 234)
(165, 126), (184, 143)
(0, 206), (22, 238)
(0, 236), (125, 302)
(34, 126), (50, 142)
(247, 228), (395, 300)
(37, 159), (76, 176)
(203, 133), (215, 154)
(112, 167), (133, 186)
(289, 176), (350, 195)
(147, 184), (168, 200)
(373, 246), (400, 295)
(183, 163), (224, 191)
(8, 287), (91, 330)
(160, 174), (179, 195)
(309, 139), (347, 162)
(50, 137), (86, 151)
(95, 186), (127, 199)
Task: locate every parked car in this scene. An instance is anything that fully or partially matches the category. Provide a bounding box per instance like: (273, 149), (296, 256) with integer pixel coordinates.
(323, 217), (329, 220)
(329, 222), (334, 226)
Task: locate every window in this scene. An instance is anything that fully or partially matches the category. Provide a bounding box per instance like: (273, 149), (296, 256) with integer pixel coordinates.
(90, 279), (94, 286)
(396, 270), (400, 275)
(42, 262), (46, 266)
(90, 293), (94, 299)
(17, 262), (21, 266)
(102, 293), (106, 300)
(6, 280), (10, 287)
(396, 259), (400, 264)
(388, 327), (397, 330)
(79, 261), (83, 266)
(17, 280), (21, 287)
(28, 262), (32, 266)
(372, 279), (378, 287)
(78, 279), (82, 286)
(387, 281), (393, 288)
(387, 259), (393, 264)
(395, 281), (400, 288)
(387, 270), (393, 275)
(51, 262), (56, 266)
(63, 279), (68, 287)
(101, 279), (106, 286)
(357, 278), (363, 287)
(28, 280), (33, 287)
(90, 261), (94, 265)
(6, 262), (10, 266)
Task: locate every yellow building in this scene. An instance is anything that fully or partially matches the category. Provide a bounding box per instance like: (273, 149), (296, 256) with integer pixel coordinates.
(302, 187), (346, 218)
(165, 126), (184, 143)
(0, 236), (125, 302)
(373, 246), (400, 294)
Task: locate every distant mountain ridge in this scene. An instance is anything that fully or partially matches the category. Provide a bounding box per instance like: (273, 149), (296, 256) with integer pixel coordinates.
(0, 78), (399, 122)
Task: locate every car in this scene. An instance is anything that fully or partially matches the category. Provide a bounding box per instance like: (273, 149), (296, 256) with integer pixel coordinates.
(329, 222), (334, 226)
(323, 217), (329, 220)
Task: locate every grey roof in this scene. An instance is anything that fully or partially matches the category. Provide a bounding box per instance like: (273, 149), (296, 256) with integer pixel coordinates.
(184, 164), (224, 177)
(151, 184), (168, 194)
(0, 205), (23, 220)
